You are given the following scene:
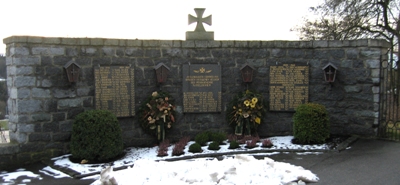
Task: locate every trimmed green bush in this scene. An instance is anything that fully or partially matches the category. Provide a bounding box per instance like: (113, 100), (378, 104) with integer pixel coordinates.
(70, 110), (124, 162)
(189, 143), (202, 153)
(195, 131), (209, 146)
(210, 132), (227, 144)
(293, 103), (330, 144)
(208, 141), (220, 150)
(228, 140), (240, 149)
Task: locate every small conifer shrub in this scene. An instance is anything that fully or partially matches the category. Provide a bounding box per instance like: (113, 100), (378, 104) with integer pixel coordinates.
(189, 143), (202, 153)
(293, 103), (330, 144)
(208, 141), (220, 150)
(195, 131), (210, 146)
(210, 132), (227, 144)
(70, 110), (124, 162)
(228, 140), (240, 149)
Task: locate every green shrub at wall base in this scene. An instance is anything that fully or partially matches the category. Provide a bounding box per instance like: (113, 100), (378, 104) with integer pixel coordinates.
(293, 103), (330, 144)
(195, 131), (209, 146)
(70, 110), (124, 162)
(188, 143), (202, 153)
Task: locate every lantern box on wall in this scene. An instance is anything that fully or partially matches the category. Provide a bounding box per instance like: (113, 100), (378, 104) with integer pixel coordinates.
(154, 63), (170, 84)
(322, 63), (338, 83)
(63, 61), (81, 83)
(240, 64), (255, 83)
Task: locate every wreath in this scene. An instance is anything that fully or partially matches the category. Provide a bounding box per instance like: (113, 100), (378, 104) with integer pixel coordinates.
(226, 90), (267, 136)
(138, 91), (176, 142)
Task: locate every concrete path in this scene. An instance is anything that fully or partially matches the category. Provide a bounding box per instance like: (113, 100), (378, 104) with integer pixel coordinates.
(1, 138), (400, 184)
(269, 138), (400, 185)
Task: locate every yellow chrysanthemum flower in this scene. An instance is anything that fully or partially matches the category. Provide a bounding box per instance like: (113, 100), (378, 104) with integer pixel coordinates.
(251, 97), (258, 103)
(244, 100), (250, 106)
(250, 102), (256, 108)
(255, 117), (261, 124)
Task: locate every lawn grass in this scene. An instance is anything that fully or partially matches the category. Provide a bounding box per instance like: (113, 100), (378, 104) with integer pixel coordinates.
(0, 120), (8, 130)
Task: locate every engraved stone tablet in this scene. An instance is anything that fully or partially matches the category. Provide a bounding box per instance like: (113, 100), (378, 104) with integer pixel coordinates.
(269, 64), (309, 111)
(94, 66), (135, 117)
(183, 64), (221, 113)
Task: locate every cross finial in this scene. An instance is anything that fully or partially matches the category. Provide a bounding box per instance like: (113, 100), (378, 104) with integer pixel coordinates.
(188, 8), (212, 32)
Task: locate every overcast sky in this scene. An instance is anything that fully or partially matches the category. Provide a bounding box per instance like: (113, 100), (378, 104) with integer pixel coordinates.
(0, 0), (322, 55)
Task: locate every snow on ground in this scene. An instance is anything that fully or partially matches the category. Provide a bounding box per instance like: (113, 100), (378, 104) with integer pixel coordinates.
(0, 136), (328, 185)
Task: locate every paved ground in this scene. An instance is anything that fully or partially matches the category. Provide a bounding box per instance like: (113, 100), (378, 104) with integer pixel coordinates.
(269, 138), (400, 185)
(1, 138), (400, 185)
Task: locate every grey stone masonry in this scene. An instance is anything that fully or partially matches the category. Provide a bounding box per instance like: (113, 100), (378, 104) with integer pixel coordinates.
(0, 36), (390, 169)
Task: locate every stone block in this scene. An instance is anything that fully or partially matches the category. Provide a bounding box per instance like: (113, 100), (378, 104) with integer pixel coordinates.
(0, 144), (20, 155)
(182, 41), (195, 48)
(248, 41), (261, 48)
(365, 59), (380, 69)
(194, 40), (208, 48)
(102, 47), (115, 56)
(14, 76), (36, 87)
(208, 41), (221, 48)
(17, 99), (42, 113)
(52, 133), (71, 142)
(52, 89), (76, 98)
(32, 47), (65, 56)
(32, 88), (51, 98)
(52, 112), (66, 122)
(29, 133), (51, 142)
(220, 41), (234, 48)
(17, 123), (35, 132)
(172, 40), (181, 47)
(360, 50), (381, 58)
(43, 38), (61, 44)
(145, 49), (161, 57)
(126, 40), (142, 47)
(344, 85), (362, 93)
(32, 113), (51, 122)
(10, 131), (27, 144)
(313, 40), (328, 48)
(90, 38), (104, 45)
(104, 39), (119, 46)
(10, 47), (30, 56)
(58, 98), (82, 109)
(14, 56), (40, 66)
(16, 66), (34, 75)
(59, 120), (73, 132)
(61, 38), (77, 45)
(329, 49), (345, 59)
(271, 49), (286, 57)
(3, 36), (28, 44)
(81, 47), (98, 56)
(288, 49), (304, 58)
(143, 40), (160, 47)
(42, 122), (59, 132)
(328, 40), (344, 47)
(125, 48), (144, 57)
(28, 37), (43, 43)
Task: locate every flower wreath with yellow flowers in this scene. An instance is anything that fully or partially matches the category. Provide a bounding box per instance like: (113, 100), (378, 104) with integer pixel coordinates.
(226, 90), (267, 136)
(138, 91), (176, 142)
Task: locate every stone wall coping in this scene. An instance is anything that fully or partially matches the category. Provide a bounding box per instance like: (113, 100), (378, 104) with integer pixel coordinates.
(3, 36), (391, 48)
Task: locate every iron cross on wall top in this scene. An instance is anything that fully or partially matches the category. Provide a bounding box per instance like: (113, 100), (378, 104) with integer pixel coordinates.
(188, 8), (212, 32)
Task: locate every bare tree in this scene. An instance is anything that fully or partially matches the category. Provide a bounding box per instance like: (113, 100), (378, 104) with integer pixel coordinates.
(293, 0), (400, 47)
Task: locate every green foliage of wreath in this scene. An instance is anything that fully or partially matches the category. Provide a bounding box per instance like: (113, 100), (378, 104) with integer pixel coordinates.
(137, 91), (176, 138)
(226, 90), (267, 135)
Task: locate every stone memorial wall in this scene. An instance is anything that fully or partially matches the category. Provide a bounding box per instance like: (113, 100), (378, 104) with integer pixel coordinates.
(0, 36), (389, 168)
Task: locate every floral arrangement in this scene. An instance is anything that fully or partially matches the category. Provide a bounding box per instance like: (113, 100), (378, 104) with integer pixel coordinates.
(138, 91), (176, 142)
(227, 90), (267, 136)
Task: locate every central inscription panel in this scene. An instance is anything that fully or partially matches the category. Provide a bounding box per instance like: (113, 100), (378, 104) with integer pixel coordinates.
(94, 66), (135, 117)
(269, 64), (309, 111)
(183, 64), (221, 113)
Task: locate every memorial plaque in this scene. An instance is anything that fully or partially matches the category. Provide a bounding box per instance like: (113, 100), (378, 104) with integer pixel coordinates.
(183, 64), (221, 113)
(94, 66), (135, 117)
(269, 64), (309, 111)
